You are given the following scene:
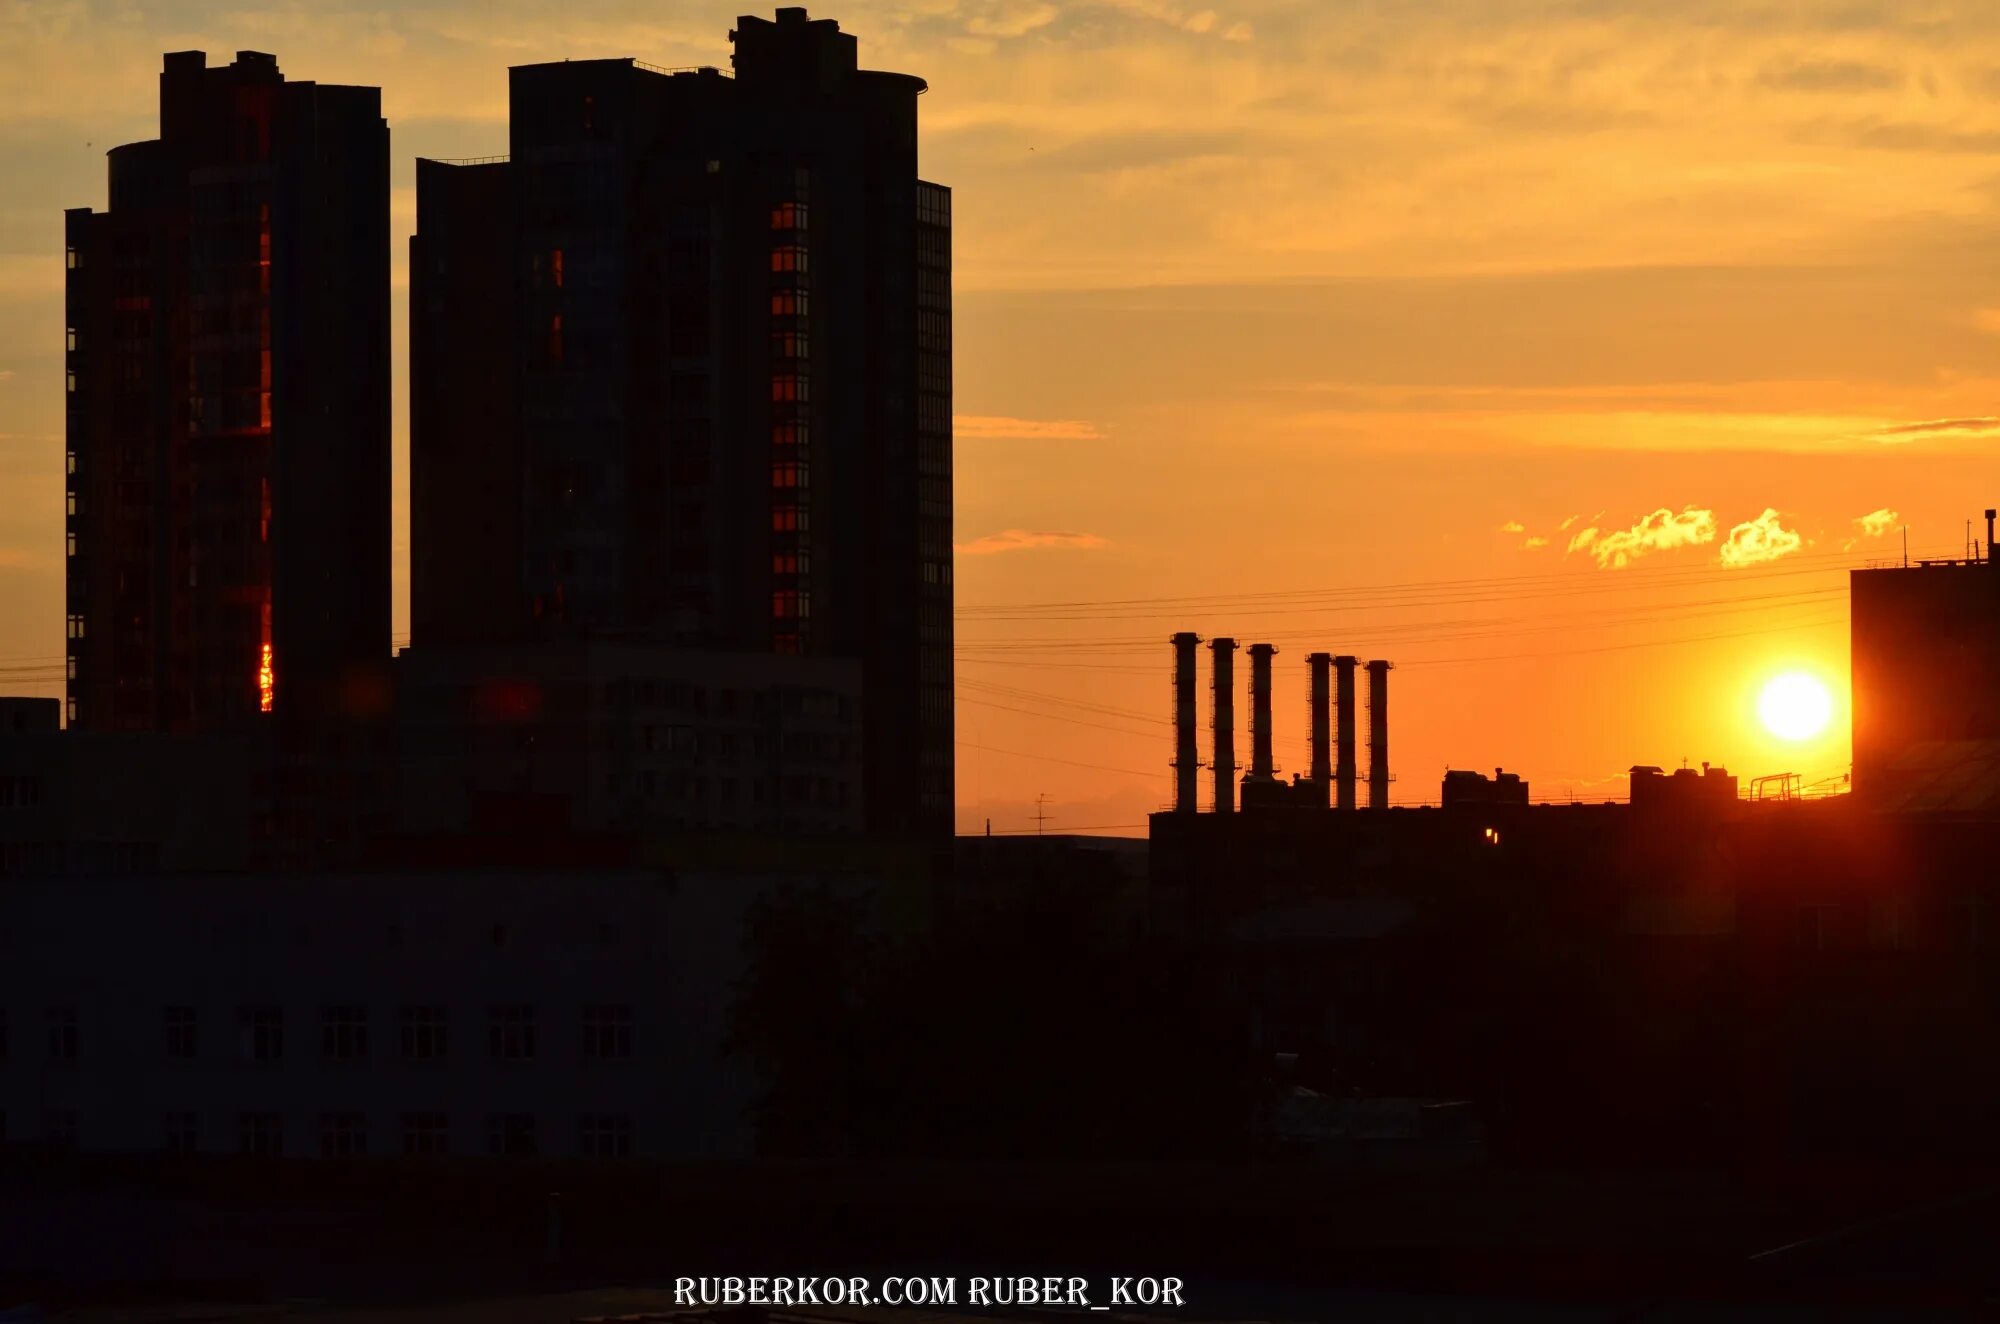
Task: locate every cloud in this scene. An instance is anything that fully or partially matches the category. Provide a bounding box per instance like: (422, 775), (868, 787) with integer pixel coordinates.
(964, 1), (1059, 38)
(1855, 507), (1899, 539)
(1572, 506), (1717, 569)
(955, 529), (1109, 555)
(954, 414), (1104, 440)
(1757, 58), (1902, 94)
(1719, 508), (1805, 568)
(1497, 520), (1525, 533)
(1870, 416), (2000, 442)
(1522, 535), (1549, 550)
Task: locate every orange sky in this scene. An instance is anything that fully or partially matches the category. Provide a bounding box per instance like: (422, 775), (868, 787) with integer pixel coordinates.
(5, 0), (2000, 833)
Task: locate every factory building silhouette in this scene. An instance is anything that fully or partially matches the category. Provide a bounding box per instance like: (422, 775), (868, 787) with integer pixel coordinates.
(410, 7), (953, 841)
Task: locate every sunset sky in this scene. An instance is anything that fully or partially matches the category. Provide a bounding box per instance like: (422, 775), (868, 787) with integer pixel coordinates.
(6, 0), (2000, 832)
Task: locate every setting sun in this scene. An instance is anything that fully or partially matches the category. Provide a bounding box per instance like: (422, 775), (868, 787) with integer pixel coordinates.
(1758, 672), (1833, 743)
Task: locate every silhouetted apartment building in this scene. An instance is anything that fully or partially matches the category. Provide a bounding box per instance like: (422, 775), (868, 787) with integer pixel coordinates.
(1851, 529), (2000, 803)
(63, 50), (389, 736)
(411, 9), (952, 840)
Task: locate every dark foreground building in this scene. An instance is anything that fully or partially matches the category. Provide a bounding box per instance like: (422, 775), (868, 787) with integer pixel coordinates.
(411, 8), (952, 840)
(64, 50), (390, 735)
(1851, 532), (2000, 804)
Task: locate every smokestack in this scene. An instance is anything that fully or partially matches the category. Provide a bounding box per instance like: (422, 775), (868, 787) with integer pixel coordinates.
(1334, 655), (1359, 811)
(1366, 659), (1392, 810)
(1171, 632), (1201, 813)
(1307, 653), (1332, 809)
(1211, 637), (1237, 814)
(1986, 508), (1995, 564)
(1247, 643), (1277, 783)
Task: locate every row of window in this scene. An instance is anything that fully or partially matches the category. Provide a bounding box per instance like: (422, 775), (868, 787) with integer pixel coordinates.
(10, 1110), (633, 1160)
(0, 1004), (633, 1065)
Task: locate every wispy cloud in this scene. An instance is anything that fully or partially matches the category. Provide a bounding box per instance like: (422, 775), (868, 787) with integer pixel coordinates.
(1844, 506), (1900, 551)
(1522, 535), (1549, 550)
(954, 415), (1104, 441)
(1870, 416), (2000, 443)
(1570, 506), (1717, 569)
(1719, 508), (1805, 568)
(1497, 520), (1525, 534)
(1855, 507), (1899, 539)
(955, 529), (1110, 555)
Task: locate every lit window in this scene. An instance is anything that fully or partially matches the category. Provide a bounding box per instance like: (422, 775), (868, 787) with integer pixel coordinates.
(769, 202), (808, 231)
(551, 248), (564, 288)
(65, 246), (78, 270)
(65, 370), (76, 394)
(66, 493), (77, 516)
(66, 614), (85, 640)
(769, 245), (808, 274)
(548, 314), (564, 366)
(66, 327), (76, 352)
(65, 532), (76, 557)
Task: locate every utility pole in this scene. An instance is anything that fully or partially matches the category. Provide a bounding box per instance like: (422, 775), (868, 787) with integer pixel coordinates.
(1032, 792), (1051, 836)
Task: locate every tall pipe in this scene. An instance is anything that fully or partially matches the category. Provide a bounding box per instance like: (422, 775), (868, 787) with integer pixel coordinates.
(1987, 508), (1996, 564)
(1366, 659), (1392, 810)
(1211, 637), (1237, 814)
(1334, 655), (1358, 811)
(1171, 632), (1200, 813)
(1247, 643), (1277, 782)
(1307, 652), (1332, 809)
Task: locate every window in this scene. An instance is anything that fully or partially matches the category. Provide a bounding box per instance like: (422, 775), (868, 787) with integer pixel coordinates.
(488, 1112), (537, 1157)
(770, 374), (809, 403)
(165, 1006), (197, 1059)
(547, 313), (564, 366)
(322, 1005), (368, 1061)
(67, 615), (84, 641)
(402, 1112), (449, 1156)
(66, 532), (76, 558)
(771, 461), (808, 489)
(769, 245), (808, 274)
(770, 330), (809, 359)
(66, 327), (77, 352)
(320, 1112), (368, 1158)
(46, 1006), (77, 1062)
(66, 493), (78, 516)
(241, 1005), (283, 1062)
(579, 1113), (632, 1160)
(769, 202), (808, 231)
(66, 370), (77, 394)
(582, 1004), (632, 1060)
(165, 1111), (197, 1155)
(489, 1004), (536, 1061)
(769, 290), (810, 318)
(44, 1110), (77, 1149)
(400, 1005), (448, 1060)
(238, 1112), (283, 1157)
(66, 451), (76, 476)
(550, 247), (564, 288)
(66, 246), (79, 270)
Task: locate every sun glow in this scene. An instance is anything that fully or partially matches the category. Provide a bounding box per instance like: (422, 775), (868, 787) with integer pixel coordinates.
(1758, 671), (1831, 742)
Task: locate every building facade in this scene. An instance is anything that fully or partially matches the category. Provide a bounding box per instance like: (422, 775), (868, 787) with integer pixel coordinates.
(0, 869), (867, 1160)
(1851, 554), (2000, 801)
(410, 9), (952, 839)
(64, 50), (390, 736)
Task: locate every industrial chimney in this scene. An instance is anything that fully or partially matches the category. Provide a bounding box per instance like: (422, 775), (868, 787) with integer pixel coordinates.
(1334, 655), (1359, 811)
(1171, 632), (1201, 813)
(1366, 659), (1392, 810)
(1987, 508), (1996, 565)
(1211, 637), (1237, 814)
(1247, 643), (1277, 784)
(1306, 652), (1332, 809)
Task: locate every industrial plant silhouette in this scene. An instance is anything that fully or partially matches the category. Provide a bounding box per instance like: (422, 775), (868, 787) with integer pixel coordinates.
(7, 7), (2000, 1320)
